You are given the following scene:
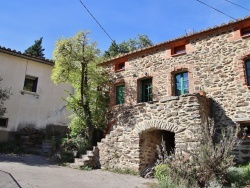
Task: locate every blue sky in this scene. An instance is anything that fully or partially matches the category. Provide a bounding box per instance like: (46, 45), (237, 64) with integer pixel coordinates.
(0, 0), (249, 59)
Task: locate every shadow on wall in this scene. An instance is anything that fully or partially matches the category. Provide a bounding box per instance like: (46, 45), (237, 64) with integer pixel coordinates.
(17, 122), (36, 131)
(210, 98), (249, 163)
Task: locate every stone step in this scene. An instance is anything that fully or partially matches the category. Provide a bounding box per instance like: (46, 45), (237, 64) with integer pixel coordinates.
(86, 150), (94, 156)
(70, 163), (83, 169)
(81, 155), (93, 161)
(74, 158), (85, 165)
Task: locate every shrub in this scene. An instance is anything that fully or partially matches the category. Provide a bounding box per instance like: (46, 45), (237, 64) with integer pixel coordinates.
(156, 118), (245, 187)
(155, 164), (168, 181)
(58, 151), (74, 163)
(226, 163), (250, 187)
(59, 135), (90, 163)
(61, 135), (90, 155)
(158, 178), (177, 188)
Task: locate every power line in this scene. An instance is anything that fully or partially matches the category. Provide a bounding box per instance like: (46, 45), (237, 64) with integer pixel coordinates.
(78, 0), (114, 42)
(224, 0), (250, 12)
(195, 0), (237, 20)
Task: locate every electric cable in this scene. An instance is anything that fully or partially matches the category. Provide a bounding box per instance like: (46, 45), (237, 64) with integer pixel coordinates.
(224, 0), (250, 12)
(195, 0), (237, 20)
(78, 0), (114, 42)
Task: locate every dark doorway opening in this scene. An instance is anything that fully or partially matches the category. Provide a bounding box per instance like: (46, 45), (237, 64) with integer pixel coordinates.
(139, 129), (175, 171)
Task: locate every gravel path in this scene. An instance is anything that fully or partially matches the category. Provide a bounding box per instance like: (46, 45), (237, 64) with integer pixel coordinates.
(0, 154), (155, 188)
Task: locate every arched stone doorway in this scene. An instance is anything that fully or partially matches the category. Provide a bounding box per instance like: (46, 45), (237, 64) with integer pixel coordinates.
(134, 119), (181, 171)
(139, 129), (175, 171)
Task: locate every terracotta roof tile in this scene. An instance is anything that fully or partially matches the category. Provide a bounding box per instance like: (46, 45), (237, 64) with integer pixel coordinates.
(100, 16), (250, 65)
(0, 46), (54, 66)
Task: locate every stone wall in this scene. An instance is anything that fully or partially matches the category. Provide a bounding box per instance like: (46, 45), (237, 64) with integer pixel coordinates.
(98, 94), (210, 171)
(98, 22), (250, 172)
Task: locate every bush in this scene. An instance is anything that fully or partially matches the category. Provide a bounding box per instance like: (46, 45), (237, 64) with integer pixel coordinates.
(155, 118), (244, 187)
(155, 164), (168, 181)
(58, 151), (74, 163)
(59, 135), (90, 163)
(158, 178), (177, 188)
(61, 135), (90, 154)
(226, 163), (250, 187)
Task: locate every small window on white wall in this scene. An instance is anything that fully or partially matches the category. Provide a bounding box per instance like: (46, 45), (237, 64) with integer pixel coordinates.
(0, 118), (8, 127)
(23, 75), (38, 92)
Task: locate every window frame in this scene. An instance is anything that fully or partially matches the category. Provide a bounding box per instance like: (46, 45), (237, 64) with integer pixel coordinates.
(174, 72), (189, 96)
(0, 118), (8, 128)
(241, 27), (250, 37)
(23, 75), (38, 93)
(140, 78), (153, 102)
(115, 84), (125, 105)
(115, 62), (125, 72)
(239, 123), (250, 139)
(172, 45), (186, 56)
(245, 59), (250, 86)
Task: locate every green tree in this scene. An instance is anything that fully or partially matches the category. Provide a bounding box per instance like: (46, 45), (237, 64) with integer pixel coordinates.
(24, 37), (45, 58)
(0, 75), (11, 117)
(103, 34), (153, 59)
(51, 31), (108, 144)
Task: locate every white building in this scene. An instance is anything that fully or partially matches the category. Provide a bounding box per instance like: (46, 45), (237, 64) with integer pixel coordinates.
(0, 46), (72, 142)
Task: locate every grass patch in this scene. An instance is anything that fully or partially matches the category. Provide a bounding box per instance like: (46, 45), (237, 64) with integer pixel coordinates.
(107, 167), (138, 176)
(80, 165), (93, 171)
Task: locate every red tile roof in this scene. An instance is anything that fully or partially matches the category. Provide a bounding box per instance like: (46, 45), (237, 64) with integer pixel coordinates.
(0, 46), (54, 66)
(100, 16), (250, 66)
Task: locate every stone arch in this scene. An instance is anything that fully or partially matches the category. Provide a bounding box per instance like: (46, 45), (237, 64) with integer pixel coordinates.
(133, 119), (185, 134)
(137, 119), (180, 171)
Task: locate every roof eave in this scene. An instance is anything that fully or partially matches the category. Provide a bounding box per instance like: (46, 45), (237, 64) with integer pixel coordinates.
(99, 16), (250, 66)
(0, 47), (54, 66)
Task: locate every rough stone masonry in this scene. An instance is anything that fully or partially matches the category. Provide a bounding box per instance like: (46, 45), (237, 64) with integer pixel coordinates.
(98, 17), (250, 172)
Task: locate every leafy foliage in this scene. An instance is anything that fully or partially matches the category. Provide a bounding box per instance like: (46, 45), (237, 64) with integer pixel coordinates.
(24, 37), (45, 58)
(0, 75), (11, 117)
(226, 164), (250, 187)
(61, 135), (90, 155)
(154, 164), (168, 181)
(51, 31), (109, 144)
(103, 34), (153, 59)
(156, 118), (244, 187)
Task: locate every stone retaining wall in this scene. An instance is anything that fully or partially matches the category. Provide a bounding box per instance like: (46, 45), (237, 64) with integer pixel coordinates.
(98, 94), (210, 171)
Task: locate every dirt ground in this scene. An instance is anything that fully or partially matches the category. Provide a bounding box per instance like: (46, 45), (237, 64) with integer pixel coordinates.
(0, 154), (156, 188)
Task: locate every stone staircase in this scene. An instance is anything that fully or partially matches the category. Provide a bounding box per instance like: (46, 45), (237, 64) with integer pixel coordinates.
(70, 146), (100, 169)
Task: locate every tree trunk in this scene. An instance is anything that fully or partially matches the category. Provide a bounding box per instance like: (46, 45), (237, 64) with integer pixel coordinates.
(81, 45), (93, 144)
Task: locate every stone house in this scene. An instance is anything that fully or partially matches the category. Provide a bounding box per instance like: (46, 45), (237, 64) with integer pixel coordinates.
(0, 46), (72, 142)
(98, 17), (250, 172)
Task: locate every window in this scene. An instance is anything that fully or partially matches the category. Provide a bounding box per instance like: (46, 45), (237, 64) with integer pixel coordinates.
(174, 72), (189, 96)
(23, 76), (38, 92)
(173, 45), (186, 55)
(239, 123), (250, 138)
(115, 62), (125, 71)
(241, 27), (250, 37)
(115, 85), (125, 105)
(0, 118), (8, 127)
(141, 78), (153, 102)
(245, 59), (250, 85)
